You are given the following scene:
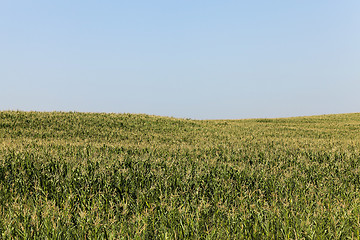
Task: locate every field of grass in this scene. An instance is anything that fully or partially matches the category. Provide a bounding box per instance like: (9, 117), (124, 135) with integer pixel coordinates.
(1, 111), (360, 239)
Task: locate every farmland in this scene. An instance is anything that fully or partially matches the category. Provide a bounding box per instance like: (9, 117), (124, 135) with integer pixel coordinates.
(1, 111), (360, 239)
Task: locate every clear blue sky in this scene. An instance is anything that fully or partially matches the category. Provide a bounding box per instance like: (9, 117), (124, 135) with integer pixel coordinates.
(1, 1), (359, 119)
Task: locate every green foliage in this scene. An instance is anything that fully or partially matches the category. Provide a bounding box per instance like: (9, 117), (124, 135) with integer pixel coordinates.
(1, 111), (360, 239)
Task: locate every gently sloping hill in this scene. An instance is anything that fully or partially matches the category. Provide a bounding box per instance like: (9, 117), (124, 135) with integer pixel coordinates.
(1, 111), (360, 239)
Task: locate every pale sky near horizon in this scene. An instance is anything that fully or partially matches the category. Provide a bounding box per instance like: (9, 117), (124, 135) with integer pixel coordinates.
(1, 1), (359, 119)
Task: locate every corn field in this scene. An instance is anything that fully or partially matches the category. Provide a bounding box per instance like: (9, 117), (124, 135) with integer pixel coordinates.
(1, 111), (360, 239)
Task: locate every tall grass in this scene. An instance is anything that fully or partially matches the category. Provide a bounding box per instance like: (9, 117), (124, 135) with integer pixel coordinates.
(1, 111), (360, 239)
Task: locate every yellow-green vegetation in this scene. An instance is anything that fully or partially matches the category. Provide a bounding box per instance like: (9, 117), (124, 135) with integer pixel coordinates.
(1, 111), (360, 239)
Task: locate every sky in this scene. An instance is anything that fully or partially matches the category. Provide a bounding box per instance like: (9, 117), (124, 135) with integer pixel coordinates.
(1, 1), (359, 119)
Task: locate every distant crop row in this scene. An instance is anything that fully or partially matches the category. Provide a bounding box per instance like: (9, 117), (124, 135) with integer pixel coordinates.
(1, 111), (360, 239)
